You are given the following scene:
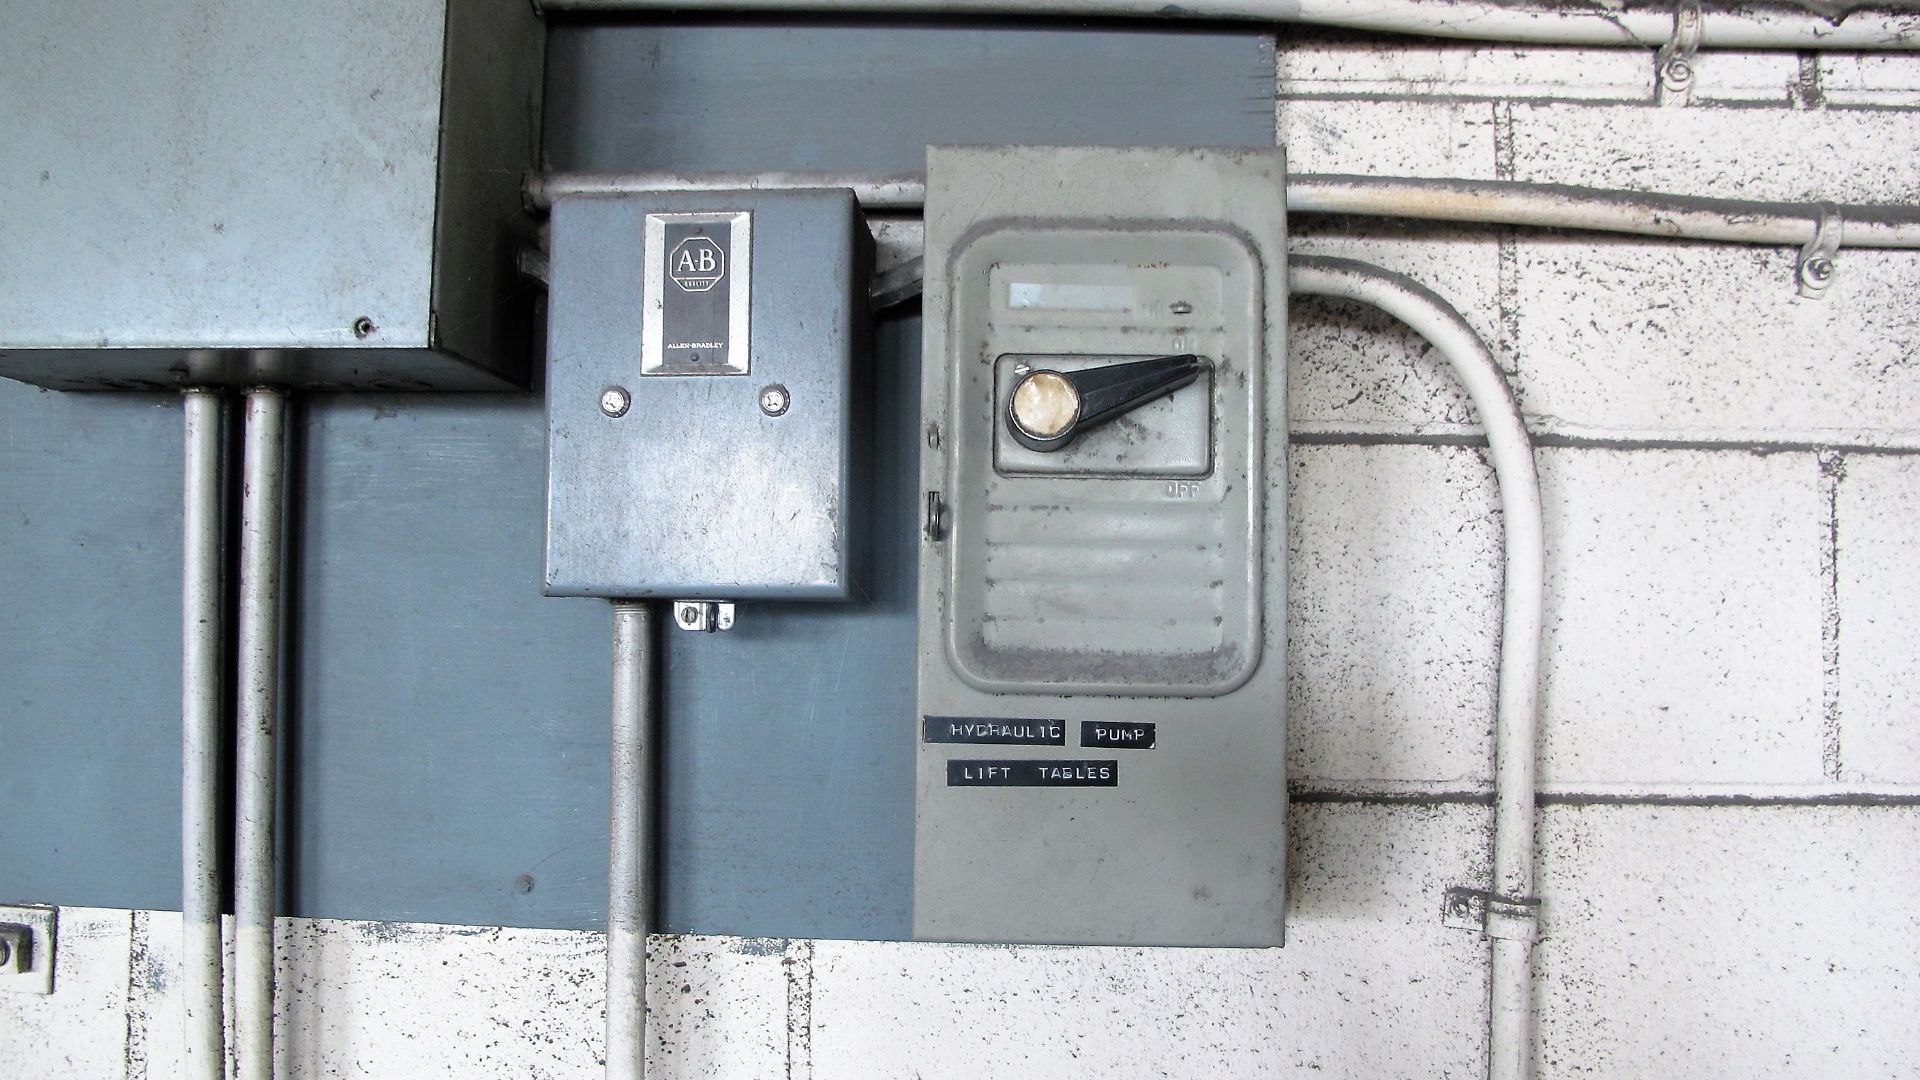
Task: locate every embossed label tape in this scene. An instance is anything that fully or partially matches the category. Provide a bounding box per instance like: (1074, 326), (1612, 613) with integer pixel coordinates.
(1081, 721), (1156, 749)
(923, 716), (1065, 746)
(946, 760), (1118, 787)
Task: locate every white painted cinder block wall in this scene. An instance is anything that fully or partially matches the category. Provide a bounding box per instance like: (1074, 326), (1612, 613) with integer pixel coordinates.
(5, 33), (1919, 1080)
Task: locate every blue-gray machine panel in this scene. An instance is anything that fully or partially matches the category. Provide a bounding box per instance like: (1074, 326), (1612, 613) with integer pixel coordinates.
(0, 20), (1277, 937)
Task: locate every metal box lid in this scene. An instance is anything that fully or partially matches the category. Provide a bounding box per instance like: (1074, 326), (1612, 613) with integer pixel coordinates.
(543, 189), (871, 601)
(0, 0), (542, 391)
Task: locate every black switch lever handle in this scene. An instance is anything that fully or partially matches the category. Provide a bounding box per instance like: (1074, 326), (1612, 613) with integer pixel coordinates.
(1007, 354), (1203, 453)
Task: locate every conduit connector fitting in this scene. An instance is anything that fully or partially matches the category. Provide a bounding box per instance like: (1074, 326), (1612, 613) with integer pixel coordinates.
(672, 599), (735, 632)
(1442, 886), (1543, 943)
(1798, 203), (1844, 299)
(1657, 0), (1704, 104)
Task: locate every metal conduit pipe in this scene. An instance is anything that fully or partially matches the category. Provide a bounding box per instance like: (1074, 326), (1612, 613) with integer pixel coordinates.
(1290, 256), (1544, 1080)
(234, 386), (289, 1080)
(1288, 174), (1920, 246)
(538, 0), (1920, 50)
(181, 389), (228, 1080)
(608, 601), (655, 1080)
(529, 170), (929, 211)
(527, 171), (1920, 249)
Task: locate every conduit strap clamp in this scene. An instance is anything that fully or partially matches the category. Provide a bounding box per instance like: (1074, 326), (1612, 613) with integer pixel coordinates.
(1442, 886), (1542, 943)
(1797, 203), (1843, 299)
(1657, 0), (1703, 104)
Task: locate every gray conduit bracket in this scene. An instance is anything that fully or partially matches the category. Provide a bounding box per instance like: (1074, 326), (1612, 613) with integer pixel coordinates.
(1798, 203), (1844, 299)
(1443, 886), (1543, 942)
(1657, 0), (1704, 104)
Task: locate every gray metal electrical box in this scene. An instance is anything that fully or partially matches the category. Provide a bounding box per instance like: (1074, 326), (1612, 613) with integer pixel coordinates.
(544, 190), (870, 600)
(0, 0), (542, 391)
(914, 146), (1290, 947)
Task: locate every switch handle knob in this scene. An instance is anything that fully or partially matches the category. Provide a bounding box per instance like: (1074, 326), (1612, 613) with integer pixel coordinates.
(1007, 354), (1202, 453)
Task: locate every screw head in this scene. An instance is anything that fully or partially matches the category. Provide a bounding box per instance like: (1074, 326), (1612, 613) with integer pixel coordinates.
(1804, 256), (1836, 283)
(759, 384), (790, 417)
(0, 938), (10, 969)
(599, 386), (631, 418)
(1664, 59), (1693, 86)
(351, 316), (376, 340)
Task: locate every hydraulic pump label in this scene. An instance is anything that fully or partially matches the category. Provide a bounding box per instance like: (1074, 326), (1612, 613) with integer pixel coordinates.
(642, 211), (752, 376)
(947, 760), (1118, 787)
(923, 716), (1065, 745)
(1080, 722), (1156, 749)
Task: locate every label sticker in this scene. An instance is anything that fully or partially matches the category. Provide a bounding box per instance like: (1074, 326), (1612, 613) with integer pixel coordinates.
(1080, 721), (1156, 749)
(923, 716), (1065, 746)
(947, 760), (1118, 787)
(642, 211), (751, 376)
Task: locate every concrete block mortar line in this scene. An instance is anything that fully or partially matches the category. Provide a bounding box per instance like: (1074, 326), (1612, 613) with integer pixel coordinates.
(1280, 89), (1656, 106)
(1819, 449), (1847, 781)
(122, 908), (147, 1080)
(1793, 51), (1826, 110)
(784, 938), (812, 1080)
(1286, 424), (1920, 455)
(1291, 778), (1920, 806)
(1492, 99), (1523, 371)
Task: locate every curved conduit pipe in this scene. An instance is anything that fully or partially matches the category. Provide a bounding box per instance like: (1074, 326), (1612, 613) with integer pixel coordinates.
(1290, 256), (1544, 1080)
(538, 0), (1920, 49)
(528, 172), (1920, 251)
(181, 389), (229, 1080)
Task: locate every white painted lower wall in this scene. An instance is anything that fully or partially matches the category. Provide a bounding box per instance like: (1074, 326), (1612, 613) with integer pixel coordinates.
(7, 30), (1920, 1080)
(8, 801), (1916, 1079)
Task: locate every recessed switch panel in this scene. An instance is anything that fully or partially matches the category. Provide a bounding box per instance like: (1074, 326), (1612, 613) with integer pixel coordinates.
(915, 146), (1289, 947)
(544, 190), (870, 600)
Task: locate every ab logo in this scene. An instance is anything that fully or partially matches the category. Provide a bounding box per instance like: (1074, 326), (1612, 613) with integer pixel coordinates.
(668, 235), (725, 292)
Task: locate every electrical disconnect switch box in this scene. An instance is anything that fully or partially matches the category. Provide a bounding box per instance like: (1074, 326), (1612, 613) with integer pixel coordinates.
(914, 146), (1290, 947)
(544, 190), (870, 601)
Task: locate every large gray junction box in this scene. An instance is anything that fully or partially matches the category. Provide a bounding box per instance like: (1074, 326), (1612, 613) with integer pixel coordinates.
(0, 0), (542, 391)
(914, 146), (1291, 947)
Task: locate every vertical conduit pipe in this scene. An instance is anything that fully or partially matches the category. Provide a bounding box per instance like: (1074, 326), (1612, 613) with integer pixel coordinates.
(181, 389), (228, 1080)
(608, 601), (654, 1080)
(234, 387), (288, 1080)
(1289, 257), (1545, 1080)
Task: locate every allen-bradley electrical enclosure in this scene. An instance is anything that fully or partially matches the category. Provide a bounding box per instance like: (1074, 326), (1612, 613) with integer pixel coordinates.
(544, 190), (869, 600)
(914, 146), (1289, 947)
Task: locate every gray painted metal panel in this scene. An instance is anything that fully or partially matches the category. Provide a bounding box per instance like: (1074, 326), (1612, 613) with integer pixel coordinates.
(0, 22), (1275, 937)
(285, 396), (614, 928)
(0, 382), (185, 911)
(544, 20), (1279, 173)
(0, 0), (542, 390)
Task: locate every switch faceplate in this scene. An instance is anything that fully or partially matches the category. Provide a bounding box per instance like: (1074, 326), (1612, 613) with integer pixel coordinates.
(914, 146), (1289, 948)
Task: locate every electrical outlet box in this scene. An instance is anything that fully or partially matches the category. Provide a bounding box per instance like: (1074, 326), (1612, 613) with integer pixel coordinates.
(544, 189), (870, 600)
(913, 146), (1289, 947)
